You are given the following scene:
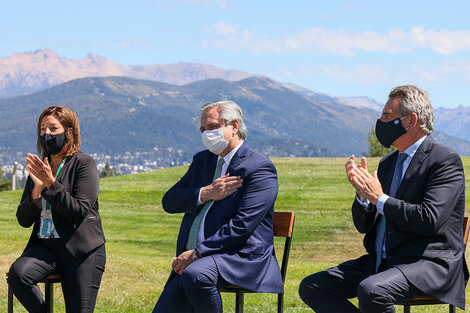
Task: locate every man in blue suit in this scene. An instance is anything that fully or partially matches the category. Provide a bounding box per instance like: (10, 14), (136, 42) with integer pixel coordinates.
(153, 100), (283, 313)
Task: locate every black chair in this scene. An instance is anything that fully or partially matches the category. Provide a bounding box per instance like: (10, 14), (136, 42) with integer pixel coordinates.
(219, 211), (295, 313)
(397, 216), (470, 313)
(7, 273), (61, 313)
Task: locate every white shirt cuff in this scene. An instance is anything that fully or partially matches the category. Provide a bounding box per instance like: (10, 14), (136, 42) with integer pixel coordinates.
(197, 188), (204, 206)
(376, 194), (389, 215)
(356, 195), (373, 211)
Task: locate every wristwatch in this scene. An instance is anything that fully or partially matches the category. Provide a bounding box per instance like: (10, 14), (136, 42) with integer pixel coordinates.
(192, 249), (200, 261)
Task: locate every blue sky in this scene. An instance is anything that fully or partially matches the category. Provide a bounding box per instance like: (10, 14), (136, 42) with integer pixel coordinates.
(1, 0), (470, 108)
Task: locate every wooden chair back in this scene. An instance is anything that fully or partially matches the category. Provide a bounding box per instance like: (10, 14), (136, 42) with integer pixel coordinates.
(462, 216), (470, 246)
(273, 211), (295, 284)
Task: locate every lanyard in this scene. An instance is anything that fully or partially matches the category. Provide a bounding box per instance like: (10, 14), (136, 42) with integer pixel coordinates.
(45, 158), (67, 211)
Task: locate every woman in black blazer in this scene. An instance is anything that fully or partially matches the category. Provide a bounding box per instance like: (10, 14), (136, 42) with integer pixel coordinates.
(7, 106), (106, 313)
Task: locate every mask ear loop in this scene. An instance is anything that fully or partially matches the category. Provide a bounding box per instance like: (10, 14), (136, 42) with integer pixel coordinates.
(400, 114), (412, 131)
(226, 120), (237, 141)
(232, 126), (238, 139)
(226, 131), (235, 142)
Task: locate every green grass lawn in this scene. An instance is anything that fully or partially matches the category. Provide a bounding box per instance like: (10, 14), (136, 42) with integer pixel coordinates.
(1, 157), (470, 312)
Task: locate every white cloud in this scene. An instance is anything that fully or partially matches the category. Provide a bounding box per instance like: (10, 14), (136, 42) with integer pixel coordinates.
(205, 23), (470, 56)
(414, 27), (470, 55)
(317, 64), (391, 84)
(207, 21), (257, 52)
(148, 0), (228, 9)
(275, 59), (470, 91)
(319, 13), (335, 21)
(211, 21), (240, 36)
(432, 60), (470, 80)
(185, 0), (228, 8)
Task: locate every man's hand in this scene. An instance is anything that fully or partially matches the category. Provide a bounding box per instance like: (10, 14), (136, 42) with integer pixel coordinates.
(345, 155), (367, 201)
(347, 157), (384, 205)
(172, 250), (194, 275)
(200, 174), (243, 202)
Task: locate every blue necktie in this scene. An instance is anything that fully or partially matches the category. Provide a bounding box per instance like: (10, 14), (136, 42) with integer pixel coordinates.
(186, 158), (225, 250)
(375, 152), (408, 272)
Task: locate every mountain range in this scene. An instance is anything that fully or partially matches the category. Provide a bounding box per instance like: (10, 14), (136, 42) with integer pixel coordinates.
(434, 106), (470, 142)
(0, 49), (383, 112)
(1, 75), (470, 170)
(0, 49), (253, 98)
(0, 49), (469, 169)
(0, 76), (366, 166)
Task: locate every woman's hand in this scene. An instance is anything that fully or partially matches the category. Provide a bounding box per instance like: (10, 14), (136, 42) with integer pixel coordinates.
(26, 153), (56, 189)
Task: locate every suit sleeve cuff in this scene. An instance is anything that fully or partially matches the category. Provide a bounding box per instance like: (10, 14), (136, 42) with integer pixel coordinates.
(22, 194), (42, 210)
(32, 196), (42, 208)
(376, 194), (389, 215)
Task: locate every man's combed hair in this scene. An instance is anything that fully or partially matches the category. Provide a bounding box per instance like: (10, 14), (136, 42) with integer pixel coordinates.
(389, 85), (434, 134)
(200, 100), (248, 140)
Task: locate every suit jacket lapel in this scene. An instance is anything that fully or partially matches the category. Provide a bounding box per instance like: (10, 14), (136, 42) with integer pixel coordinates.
(226, 141), (247, 174)
(395, 136), (433, 198)
(202, 152), (219, 187)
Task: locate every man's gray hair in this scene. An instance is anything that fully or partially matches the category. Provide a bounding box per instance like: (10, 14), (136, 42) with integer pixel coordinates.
(389, 85), (434, 134)
(200, 100), (248, 139)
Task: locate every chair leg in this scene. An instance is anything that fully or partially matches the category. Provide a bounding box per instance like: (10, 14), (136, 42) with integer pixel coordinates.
(403, 304), (410, 313)
(235, 291), (244, 313)
(277, 293), (283, 313)
(45, 280), (54, 313)
(449, 304), (455, 313)
(8, 284), (13, 313)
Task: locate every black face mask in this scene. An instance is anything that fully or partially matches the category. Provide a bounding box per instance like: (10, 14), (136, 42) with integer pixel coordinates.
(375, 118), (407, 148)
(40, 133), (67, 155)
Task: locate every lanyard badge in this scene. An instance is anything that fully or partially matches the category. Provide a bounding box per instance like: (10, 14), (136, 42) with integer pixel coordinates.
(39, 158), (66, 238)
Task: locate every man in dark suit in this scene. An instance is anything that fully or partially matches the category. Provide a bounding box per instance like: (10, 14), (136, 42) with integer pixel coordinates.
(153, 100), (283, 313)
(299, 85), (468, 312)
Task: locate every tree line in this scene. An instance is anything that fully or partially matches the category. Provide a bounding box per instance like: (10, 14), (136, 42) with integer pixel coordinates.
(0, 167), (11, 191)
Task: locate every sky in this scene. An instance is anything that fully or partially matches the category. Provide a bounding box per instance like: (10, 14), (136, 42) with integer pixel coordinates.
(1, 0), (470, 108)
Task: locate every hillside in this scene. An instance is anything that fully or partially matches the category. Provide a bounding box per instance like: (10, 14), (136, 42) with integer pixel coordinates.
(0, 76), (370, 167)
(1, 76), (470, 169)
(2, 49), (469, 162)
(434, 106), (470, 142)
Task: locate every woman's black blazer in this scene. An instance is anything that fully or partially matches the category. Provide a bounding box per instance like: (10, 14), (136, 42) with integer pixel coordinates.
(17, 152), (105, 258)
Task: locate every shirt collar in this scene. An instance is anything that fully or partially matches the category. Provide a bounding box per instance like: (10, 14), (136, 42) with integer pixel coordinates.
(403, 135), (427, 158)
(218, 140), (244, 166)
